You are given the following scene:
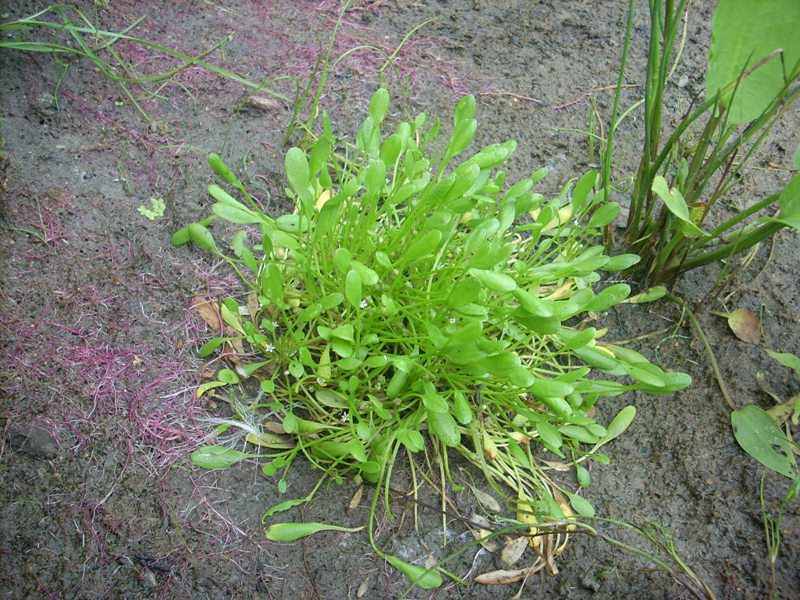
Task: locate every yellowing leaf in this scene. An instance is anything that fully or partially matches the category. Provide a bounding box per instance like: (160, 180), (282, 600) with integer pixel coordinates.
(724, 308), (761, 344)
(315, 189), (331, 210)
(246, 431), (295, 449)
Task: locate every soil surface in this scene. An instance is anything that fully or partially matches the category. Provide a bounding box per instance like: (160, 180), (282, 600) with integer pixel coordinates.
(1, 1), (798, 599)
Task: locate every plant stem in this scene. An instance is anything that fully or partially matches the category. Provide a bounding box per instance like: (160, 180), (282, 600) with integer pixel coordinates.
(668, 295), (736, 410)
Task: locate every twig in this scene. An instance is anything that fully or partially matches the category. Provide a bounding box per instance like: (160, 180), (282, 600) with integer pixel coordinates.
(553, 83), (637, 111)
(668, 295), (737, 410)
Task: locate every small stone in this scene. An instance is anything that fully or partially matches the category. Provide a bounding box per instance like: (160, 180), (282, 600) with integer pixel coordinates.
(248, 95), (283, 112)
(142, 569), (158, 588)
(677, 74), (690, 88)
(7, 424), (58, 459)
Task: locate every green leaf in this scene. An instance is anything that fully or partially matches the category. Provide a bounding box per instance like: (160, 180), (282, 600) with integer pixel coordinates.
(559, 425), (599, 444)
(282, 413), (299, 434)
(565, 491), (595, 517)
(447, 276), (482, 308)
(638, 371), (693, 394)
(212, 202), (263, 224)
(345, 269), (363, 308)
(651, 176), (706, 237)
(198, 337), (229, 357)
(423, 390), (449, 413)
(559, 328), (596, 351)
(621, 361), (666, 387)
(574, 345), (619, 371)
(454, 94), (476, 124)
(535, 420), (562, 449)
(587, 202), (621, 228)
(275, 213), (309, 233)
(576, 464), (592, 488)
(381, 134), (403, 168)
(266, 521), (365, 542)
(285, 147), (312, 205)
(209, 153), (244, 188)
(207, 183), (240, 206)
(468, 268), (517, 292)
(766, 349), (800, 375)
(625, 286), (668, 303)
(217, 368), (241, 384)
(427, 409), (460, 447)
(364, 160), (387, 196)
(467, 140), (516, 170)
(603, 253), (640, 271)
(351, 261), (379, 286)
(262, 498), (309, 519)
(446, 118), (477, 160)
(731, 405), (797, 478)
(308, 137), (331, 178)
(195, 380), (227, 397)
(513, 288), (553, 317)
(571, 170), (597, 212)
(188, 223), (218, 253)
(397, 428), (425, 453)
(320, 292), (344, 310)
(261, 264), (284, 305)
(772, 173), (800, 230)
(172, 226), (191, 246)
(529, 377), (574, 398)
(477, 351), (521, 377)
(402, 229), (442, 263)
(369, 87), (390, 124)
(706, 0), (800, 124)
(190, 445), (250, 469)
(585, 284), (630, 312)
(602, 405), (636, 443)
(386, 555), (443, 590)
(453, 391), (473, 425)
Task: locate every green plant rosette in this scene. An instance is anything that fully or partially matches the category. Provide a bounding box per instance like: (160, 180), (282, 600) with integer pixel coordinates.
(177, 88), (691, 586)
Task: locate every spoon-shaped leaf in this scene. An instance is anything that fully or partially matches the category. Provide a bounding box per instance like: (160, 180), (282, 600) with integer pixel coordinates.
(265, 521), (365, 542)
(385, 555), (443, 589)
(190, 445), (251, 469)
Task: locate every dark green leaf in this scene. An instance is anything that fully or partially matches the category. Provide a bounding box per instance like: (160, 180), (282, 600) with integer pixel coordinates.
(427, 409), (461, 447)
(198, 337), (229, 357)
(587, 202), (621, 228)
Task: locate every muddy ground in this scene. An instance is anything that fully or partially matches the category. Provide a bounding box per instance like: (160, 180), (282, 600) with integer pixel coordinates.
(1, 1), (798, 598)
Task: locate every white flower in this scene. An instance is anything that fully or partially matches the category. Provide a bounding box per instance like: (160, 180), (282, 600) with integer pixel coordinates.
(449, 317), (456, 324)
(360, 299), (369, 309)
(265, 343), (275, 353)
(316, 377), (327, 386)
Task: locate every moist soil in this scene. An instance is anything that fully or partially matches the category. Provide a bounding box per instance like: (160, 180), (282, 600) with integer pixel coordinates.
(1, 1), (798, 599)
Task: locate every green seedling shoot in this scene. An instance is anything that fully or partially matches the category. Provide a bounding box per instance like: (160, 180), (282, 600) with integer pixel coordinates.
(138, 197), (165, 220)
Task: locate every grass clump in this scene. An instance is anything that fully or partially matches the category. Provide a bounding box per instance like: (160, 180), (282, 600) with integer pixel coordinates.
(175, 88), (690, 588)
